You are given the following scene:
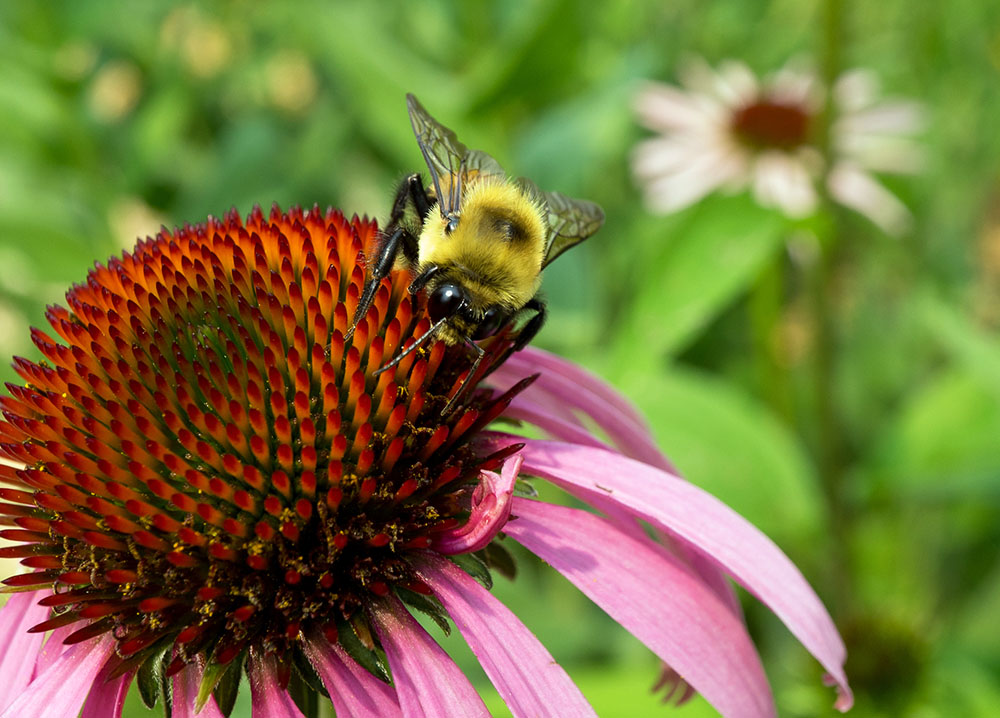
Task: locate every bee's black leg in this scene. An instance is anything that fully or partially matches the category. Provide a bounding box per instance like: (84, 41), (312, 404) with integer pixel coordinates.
(347, 174), (433, 341)
(443, 339), (486, 415)
(512, 296), (547, 352)
(347, 225), (409, 341)
(389, 173), (434, 236)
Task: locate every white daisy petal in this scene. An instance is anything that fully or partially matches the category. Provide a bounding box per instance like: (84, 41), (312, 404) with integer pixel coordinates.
(834, 69), (881, 112)
(828, 163), (912, 236)
(717, 60), (760, 105)
(837, 102), (927, 136)
(642, 146), (746, 214)
(752, 152), (818, 217)
(634, 82), (724, 132)
(631, 137), (709, 179)
(836, 134), (925, 174)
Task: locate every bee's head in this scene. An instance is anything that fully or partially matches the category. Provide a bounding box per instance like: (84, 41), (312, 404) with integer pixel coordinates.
(426, 281), (508, 341)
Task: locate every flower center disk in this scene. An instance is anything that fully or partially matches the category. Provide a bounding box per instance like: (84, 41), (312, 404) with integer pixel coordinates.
(0, 205), (520, 676)
(730, 98), (811, 150)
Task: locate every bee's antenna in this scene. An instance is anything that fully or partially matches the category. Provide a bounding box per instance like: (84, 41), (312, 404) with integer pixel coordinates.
(441, 339), (486, 416)
(373, 313), (451, 377)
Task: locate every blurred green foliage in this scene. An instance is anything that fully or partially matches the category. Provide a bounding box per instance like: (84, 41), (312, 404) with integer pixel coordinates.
(1, 0), (999, 716)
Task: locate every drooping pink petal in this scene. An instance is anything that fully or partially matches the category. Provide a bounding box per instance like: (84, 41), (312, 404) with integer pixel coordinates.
(79, 664), (132, 718)
(0, 635), (115, 718)
(414, 553), (597, 718)
(508, 439), (853, 711)
(172, 660), (226, 718)
(31, 624), (76, 678)
(492, 346), (675, 473)
(433, 455), (521, 555)
(370, 595), (490, 718)
(302, 631), (402, 718)
(492, 350), (741, 618)
(0, 590), (50, 710)
(248, 649), (305, 718)
(504, 498), (775, 718)
(503, 396), (613, 452)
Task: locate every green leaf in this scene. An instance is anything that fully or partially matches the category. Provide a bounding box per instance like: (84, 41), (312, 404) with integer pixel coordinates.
(868, 368), (1000, 498)
(195, 652), (244, 716)
(337, 620), (391, 684)
(481, 541), (518, 581)
(615, 195), (786, 364)
(291, 645), (330, 699)
(450, 552), (494, 590)
(396, 586), (452, 636)
(512, 478), (538, 498)
(212, 657), (243, 718)
(613, 365), (824, 543)
(136, 644), (169, 709)
(921, 293), (1000, 401)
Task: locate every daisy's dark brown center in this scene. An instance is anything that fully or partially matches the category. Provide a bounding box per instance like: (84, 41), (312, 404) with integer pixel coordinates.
(731, 98), (811, 150)
(0, 205), (523, 684)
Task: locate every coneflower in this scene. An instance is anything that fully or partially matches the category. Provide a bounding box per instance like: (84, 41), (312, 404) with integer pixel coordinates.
(0, 205), (850, 717)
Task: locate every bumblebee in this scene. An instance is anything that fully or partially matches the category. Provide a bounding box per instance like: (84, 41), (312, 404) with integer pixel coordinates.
(349, 94), (604, 405)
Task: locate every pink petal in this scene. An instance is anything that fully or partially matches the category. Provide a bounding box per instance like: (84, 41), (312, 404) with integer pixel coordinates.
(433, 455), (521, 554)
(504, 498), (775, 718)
(504, 396), (614, 452)
(32, 624), (76, 678)
(511, 439), (853, 712)
(493, 346), (675, 472)
(302, 631), (402, 718)
(172, 660), (226, 718)
(492, 350), (740, 616)
(248, 649), (305, 718)
(0, 590), (50, 710)
(370, 595), (489, 717)
(414, 553), (598, 718)
(0, 635), (115, 718)
(80, 664), (132, 718)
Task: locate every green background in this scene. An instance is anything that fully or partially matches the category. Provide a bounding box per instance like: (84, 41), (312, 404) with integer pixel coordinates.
(1, 1), (999, 716)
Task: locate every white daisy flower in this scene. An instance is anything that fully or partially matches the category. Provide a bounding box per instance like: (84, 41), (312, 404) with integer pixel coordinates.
(632, 58), (924, 235)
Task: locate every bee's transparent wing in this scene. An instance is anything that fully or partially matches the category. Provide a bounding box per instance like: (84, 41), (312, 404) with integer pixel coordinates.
(539, 190), (605, 268)
(406, 94), (504, 215)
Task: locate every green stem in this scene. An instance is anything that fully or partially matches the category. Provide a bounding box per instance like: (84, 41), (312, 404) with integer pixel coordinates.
(749, 254), (791, 422)
(811, 0), (852, 616)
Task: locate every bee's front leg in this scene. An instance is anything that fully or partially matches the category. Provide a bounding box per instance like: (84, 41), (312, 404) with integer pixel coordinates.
(347, 225), (416, 341)
(512, 296), (547, 352)
(347, 174), (431, 341)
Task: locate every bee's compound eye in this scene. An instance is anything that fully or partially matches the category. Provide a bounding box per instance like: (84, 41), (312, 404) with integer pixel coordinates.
(427, 284), (464, 323)
(471, 306), (506, 340)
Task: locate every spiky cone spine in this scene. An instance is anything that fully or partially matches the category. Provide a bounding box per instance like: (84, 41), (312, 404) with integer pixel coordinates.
(0, 204), (526, 701)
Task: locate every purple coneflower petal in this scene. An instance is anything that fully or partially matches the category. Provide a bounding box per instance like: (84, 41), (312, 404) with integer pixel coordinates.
(0, 635), (114, 718)
(371, 595), (490, 718)
(79, 663), (132, 718)
(504, 396), (612, 452)
(505, 497), (775, 718)
(414, 553), (598, 718)
(0, 591), (50, 709)
(496, 347), (673, 472)
(495, 349), (741, 618)
(513, 439), (853, 711)
(303, 631), (402, 718)
(249, 649), (305, 718)
(173, 661), (226, 718)
(31, 624), (76, 679)
(433, 455), (521, 555)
